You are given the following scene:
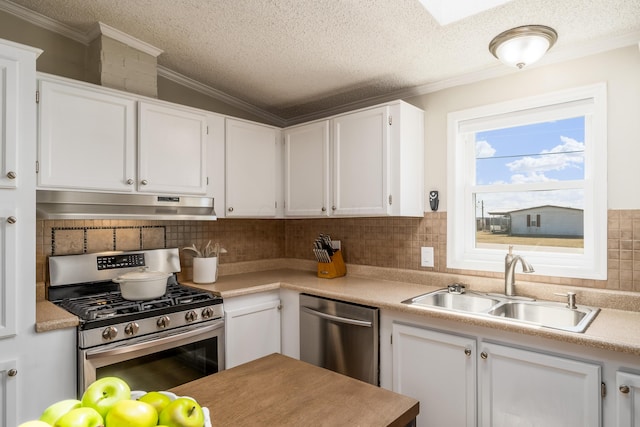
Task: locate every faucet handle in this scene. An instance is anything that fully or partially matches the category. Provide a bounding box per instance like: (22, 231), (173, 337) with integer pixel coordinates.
(554, 291), (577, 309)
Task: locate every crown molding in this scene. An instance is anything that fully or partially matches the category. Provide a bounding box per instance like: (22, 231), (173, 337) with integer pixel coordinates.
(157, 66), (285, 127)
(0, 0), (89, 44)
(87, 22), (163, 57)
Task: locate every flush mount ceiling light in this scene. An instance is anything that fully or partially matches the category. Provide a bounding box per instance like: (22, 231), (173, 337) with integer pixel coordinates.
(489, 25), (558, 69)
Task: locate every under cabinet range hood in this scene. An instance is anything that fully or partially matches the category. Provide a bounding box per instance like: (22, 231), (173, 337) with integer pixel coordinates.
(36, 190), (217, 221)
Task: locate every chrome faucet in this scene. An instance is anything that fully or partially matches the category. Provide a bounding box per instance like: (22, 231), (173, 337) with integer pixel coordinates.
(504, 246), (534, 296)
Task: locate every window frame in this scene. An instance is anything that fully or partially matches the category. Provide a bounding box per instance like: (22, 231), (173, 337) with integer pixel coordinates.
(447, 83), (607, 280)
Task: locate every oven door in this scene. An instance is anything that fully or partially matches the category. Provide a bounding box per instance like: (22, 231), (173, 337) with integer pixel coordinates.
(79, 320), (224, 396)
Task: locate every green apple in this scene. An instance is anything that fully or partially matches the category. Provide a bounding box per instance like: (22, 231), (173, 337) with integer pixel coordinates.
(18, 421), (51, 427)
(80, 376), (130, 418)
(40, 399), (82, 425)
(138, 391), (172, 414)
(104, 399), (158, 427)
(159, 397), (205, 427)
(53, 407), (103, 427)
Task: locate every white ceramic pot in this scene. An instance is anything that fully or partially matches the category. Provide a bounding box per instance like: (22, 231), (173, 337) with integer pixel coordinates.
(193, 257), (218, 284)
(113, 267), (171, 300)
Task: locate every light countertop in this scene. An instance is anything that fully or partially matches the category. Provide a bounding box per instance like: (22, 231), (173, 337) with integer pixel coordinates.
(36, 264), (640, 356)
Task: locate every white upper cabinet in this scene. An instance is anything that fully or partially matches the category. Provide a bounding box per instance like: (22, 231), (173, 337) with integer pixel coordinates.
(283, 100), (424, 218)
(138, 101), (207, 195)
(37, 75), (209, 196)
(225, 118), (281, 217)
(283, 120), (330, 216)
(332, 106), (389, 216)
(37, 78), (136, 192)
(0, 52), (20, 189)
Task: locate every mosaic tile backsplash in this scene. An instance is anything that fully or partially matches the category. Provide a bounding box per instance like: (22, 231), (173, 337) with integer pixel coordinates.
(36, 210), (639, 292)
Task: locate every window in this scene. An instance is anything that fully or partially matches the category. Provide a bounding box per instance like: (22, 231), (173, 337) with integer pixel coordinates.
(447, 84), (607, 279)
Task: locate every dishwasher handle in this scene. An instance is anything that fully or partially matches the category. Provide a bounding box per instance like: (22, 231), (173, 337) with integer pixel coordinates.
(301, 305), (373, 327)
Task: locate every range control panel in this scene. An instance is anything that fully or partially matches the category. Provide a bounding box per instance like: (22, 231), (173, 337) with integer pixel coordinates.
(96, 253), (145, 270)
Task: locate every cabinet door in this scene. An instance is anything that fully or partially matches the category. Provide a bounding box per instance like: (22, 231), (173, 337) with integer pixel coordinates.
(392, 323), (476, 427)
(332, 106), (390, 216)
(138, 101), (207, 195)
(0, 359), (17, 427)
(0, 55), (18, 189)
(225, 299), (281, 369)
(617, 371), (640, 427)
(284, 121), (330, 217)
(479, 342), (601, 427)
(0, 208), (16, 339)
(38, 80), (136, 191)
(225, 119), (279, 217)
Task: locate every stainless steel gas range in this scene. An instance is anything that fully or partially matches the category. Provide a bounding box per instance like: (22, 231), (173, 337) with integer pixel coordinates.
(47, 248), (224, 396)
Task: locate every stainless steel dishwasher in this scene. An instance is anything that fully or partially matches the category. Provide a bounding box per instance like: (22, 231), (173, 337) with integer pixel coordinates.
(299, 294), (379, 385)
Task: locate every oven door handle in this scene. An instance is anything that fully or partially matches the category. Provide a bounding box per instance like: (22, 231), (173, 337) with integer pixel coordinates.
(85, 321), (224, 360)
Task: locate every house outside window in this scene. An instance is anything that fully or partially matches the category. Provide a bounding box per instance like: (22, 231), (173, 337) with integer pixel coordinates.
(447, 84), (607, 279)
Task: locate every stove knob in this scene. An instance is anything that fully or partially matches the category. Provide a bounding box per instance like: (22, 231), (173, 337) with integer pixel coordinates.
(201, 307), (214, 319)
(185, 310), (198, 323)
(157, 316), (171, 329)
(124, 322), (139, 336)
(102, 326), (118, 340)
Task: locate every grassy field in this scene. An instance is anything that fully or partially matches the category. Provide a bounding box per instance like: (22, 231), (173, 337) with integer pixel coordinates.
(476, 231), (583, 248)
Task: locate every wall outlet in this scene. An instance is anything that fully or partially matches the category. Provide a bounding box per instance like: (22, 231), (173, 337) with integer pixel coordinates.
(421, 247), (434, 267)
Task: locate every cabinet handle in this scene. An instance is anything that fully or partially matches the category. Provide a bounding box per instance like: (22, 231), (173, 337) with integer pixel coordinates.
(6, 171), (16, 179)
(140, 179), (149, 185)
(126, 179), (134, 185)
(7, 216), (16, 224)
(480, 352), (488, 359)
(228, 207), (234, 213)
(620, 385), (630, 394)
(464, 348), (471, 356)
(8, 369), (17, 377)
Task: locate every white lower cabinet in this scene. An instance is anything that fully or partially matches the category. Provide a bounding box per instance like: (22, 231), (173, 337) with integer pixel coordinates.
(224, 291), (281, 369)
(0, 359), (18, 427)
(479, 341), (601, 427)
(616, 371), (640, 426)
(392, 323), (476, 427)
(391, 322), (602, 427)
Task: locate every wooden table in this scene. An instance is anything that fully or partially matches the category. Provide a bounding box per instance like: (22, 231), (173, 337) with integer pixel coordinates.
(170, 353), (419, 426)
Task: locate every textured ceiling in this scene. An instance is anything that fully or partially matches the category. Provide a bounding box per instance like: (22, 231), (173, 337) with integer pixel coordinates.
(7, 0), (640, 122)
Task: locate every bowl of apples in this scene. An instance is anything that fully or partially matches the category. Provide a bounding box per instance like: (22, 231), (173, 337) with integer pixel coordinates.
(18, 377), (210, 427)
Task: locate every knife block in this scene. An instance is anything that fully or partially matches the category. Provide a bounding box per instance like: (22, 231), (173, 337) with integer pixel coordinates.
(317, 250), (346, 279)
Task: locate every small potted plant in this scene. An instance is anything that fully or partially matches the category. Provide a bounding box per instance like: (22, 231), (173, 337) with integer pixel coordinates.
(183, 241), (226, 284)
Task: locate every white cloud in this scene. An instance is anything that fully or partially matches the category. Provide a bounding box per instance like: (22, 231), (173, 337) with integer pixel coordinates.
(475, 140), (495, 158)
(510, 171), (556, 184)
(506, 136), (584, 174)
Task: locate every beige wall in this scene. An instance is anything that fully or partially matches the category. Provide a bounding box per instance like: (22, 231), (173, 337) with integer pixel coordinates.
(407, 45), (640, 211)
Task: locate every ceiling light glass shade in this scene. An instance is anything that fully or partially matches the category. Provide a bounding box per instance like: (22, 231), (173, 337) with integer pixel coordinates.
(489, 25), (558, 69)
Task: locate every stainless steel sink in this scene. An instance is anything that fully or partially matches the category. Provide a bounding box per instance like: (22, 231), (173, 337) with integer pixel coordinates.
(487, 301), (600, 333)
(403, 289), (501, 313)
(402, 286), (600, 333)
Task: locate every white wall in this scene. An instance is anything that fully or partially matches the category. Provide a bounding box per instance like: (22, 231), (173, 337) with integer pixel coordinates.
(408, 45), (640, 211)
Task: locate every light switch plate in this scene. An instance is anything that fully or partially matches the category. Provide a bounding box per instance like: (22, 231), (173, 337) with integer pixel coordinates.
(421, 247), (434, 267)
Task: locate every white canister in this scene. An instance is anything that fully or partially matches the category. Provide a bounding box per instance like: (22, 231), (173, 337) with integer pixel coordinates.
(193, 256), (218, 283)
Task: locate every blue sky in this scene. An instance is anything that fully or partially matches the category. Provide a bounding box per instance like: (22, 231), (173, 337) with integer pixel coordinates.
(473, 116), (586, 211)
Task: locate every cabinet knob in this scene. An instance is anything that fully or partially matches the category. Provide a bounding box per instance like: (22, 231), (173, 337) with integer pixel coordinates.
(464, 348), (471, 356)
(140, 179), (149, 185)
(7, 216), (16, 224)
(6, 171), (16, 179)
(228, 207), (234, 212)
(620, 385), (630, 394)
(126, 179), (134, 185)
(331, 206), (336, 211)
(321, 207), (327, 212)
(8, 369), (17, 377)
(480, 352), (488, 359)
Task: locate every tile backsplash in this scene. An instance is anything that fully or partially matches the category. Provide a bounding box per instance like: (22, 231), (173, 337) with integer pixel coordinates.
(36, 210), (640, 292)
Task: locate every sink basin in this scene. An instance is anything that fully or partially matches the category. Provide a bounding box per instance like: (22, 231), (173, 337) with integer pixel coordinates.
(488, 301), (600, 333)
(402, 287), (601, 333)
(403, 289), (501, 313)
